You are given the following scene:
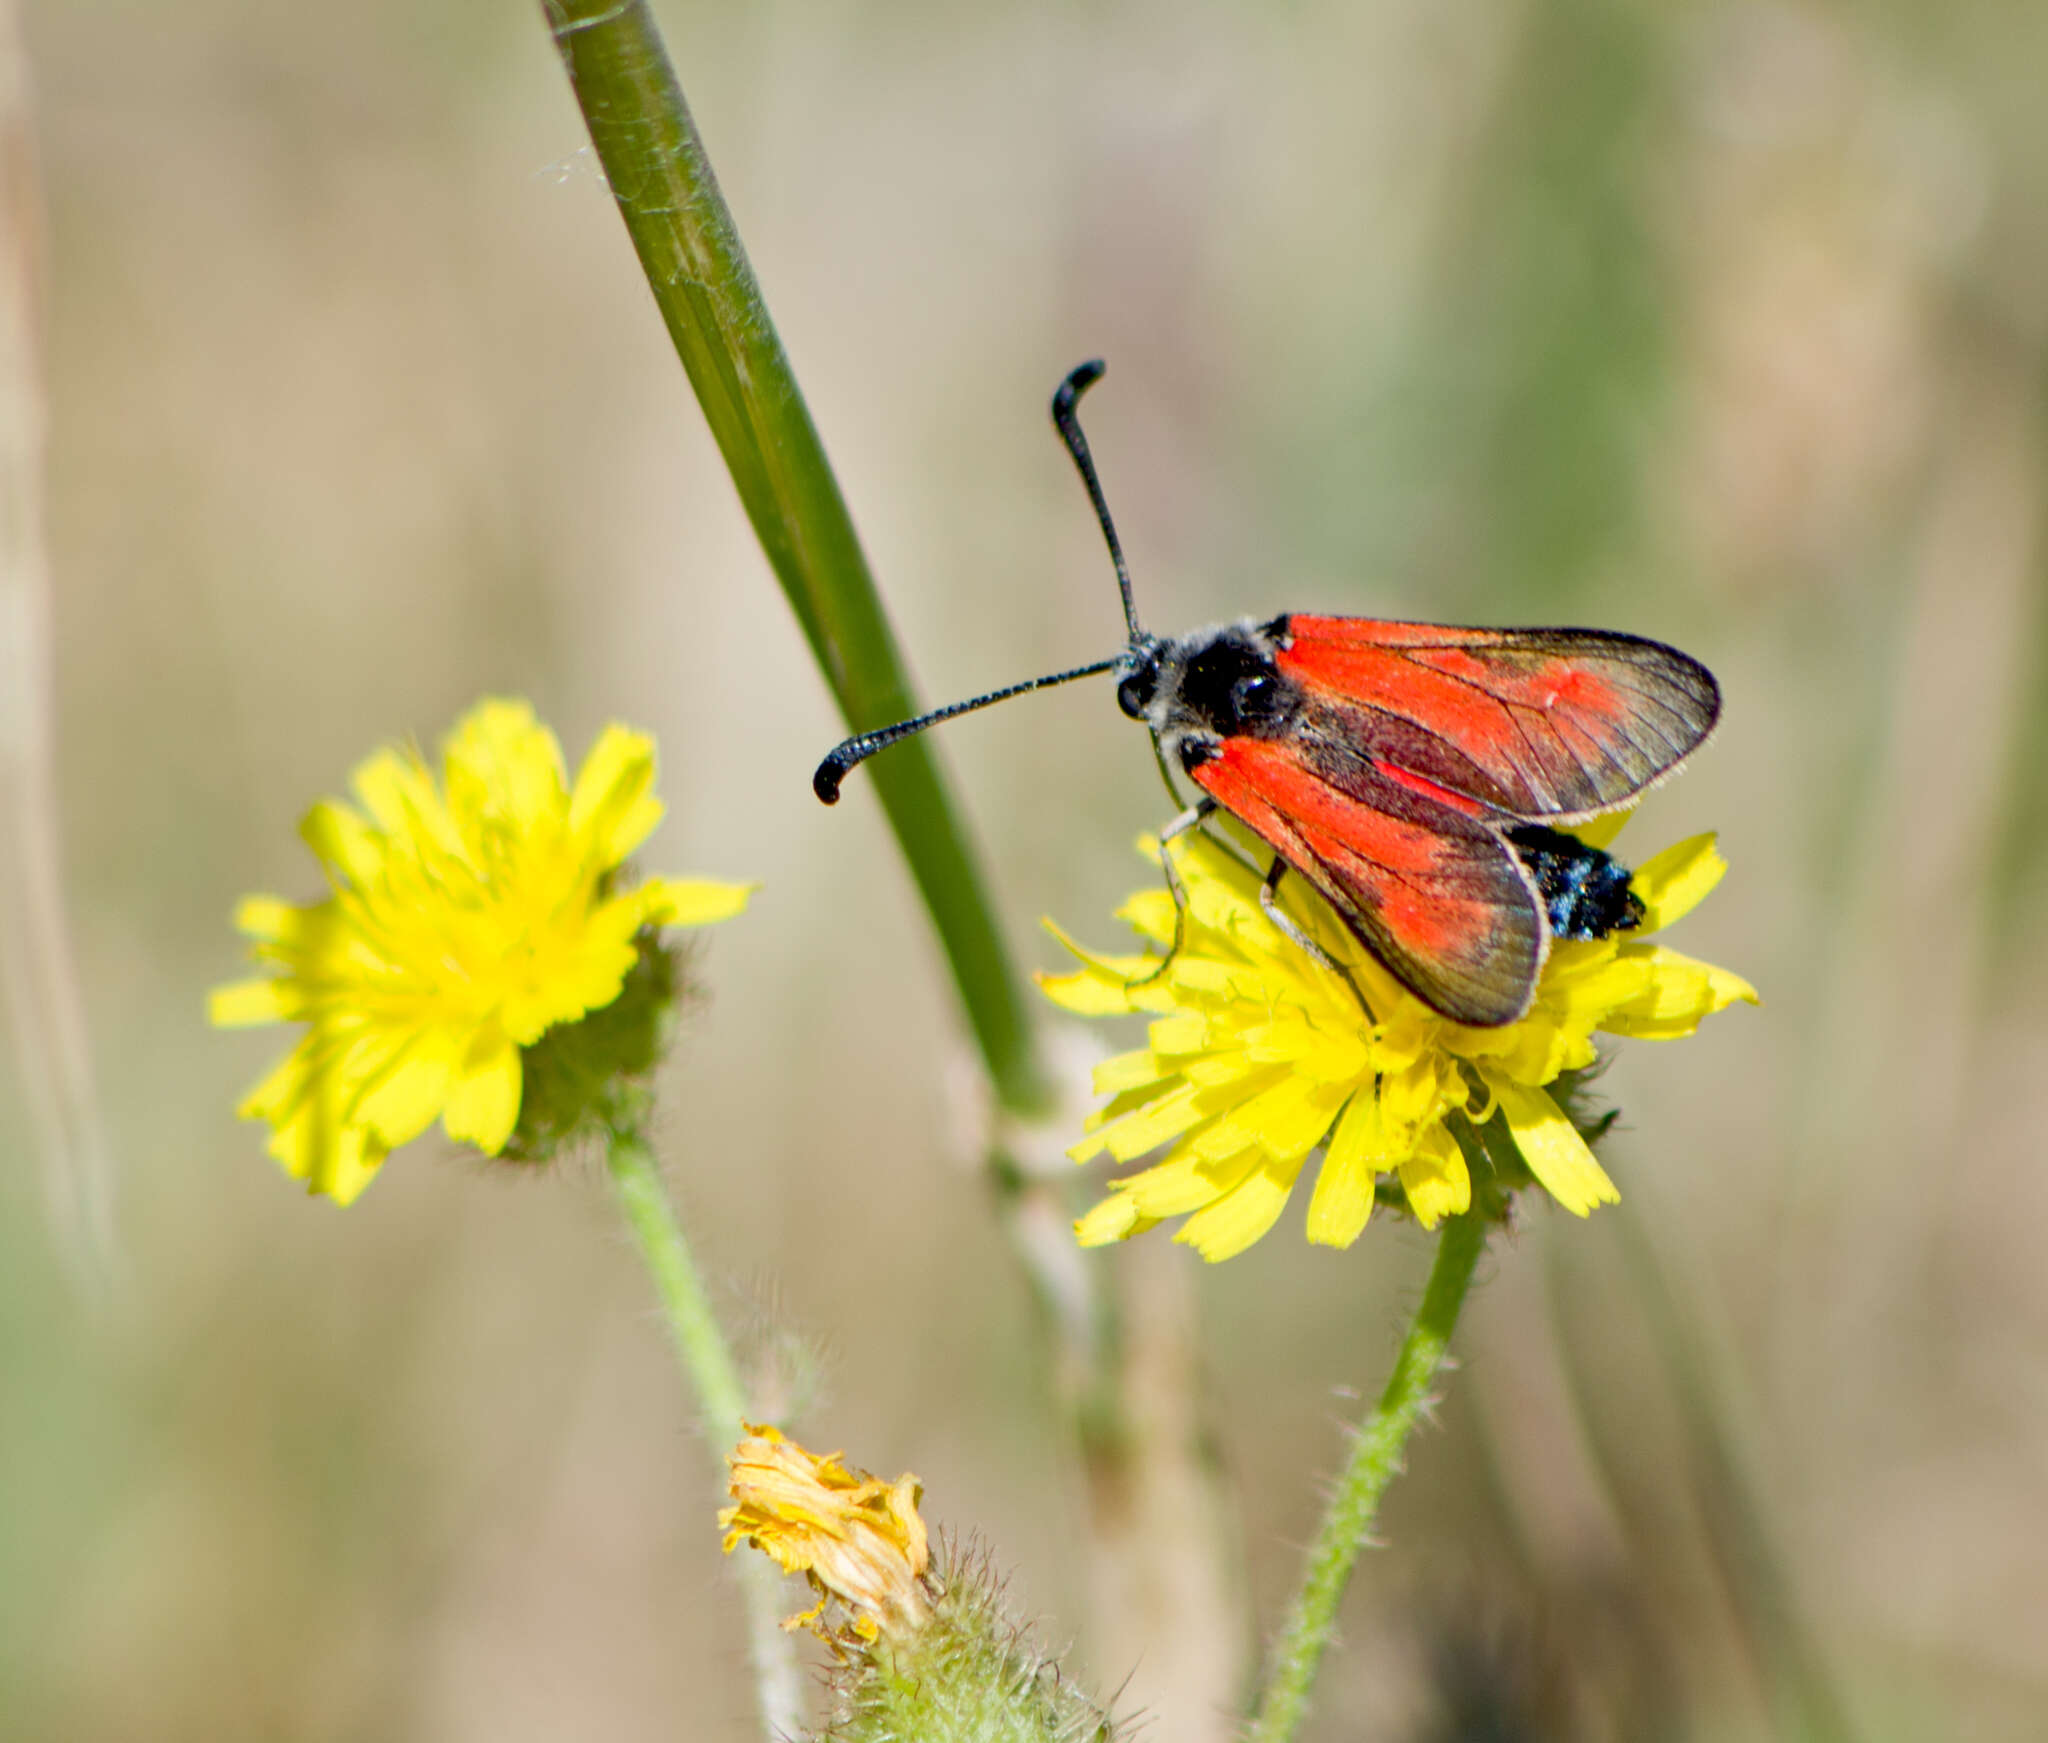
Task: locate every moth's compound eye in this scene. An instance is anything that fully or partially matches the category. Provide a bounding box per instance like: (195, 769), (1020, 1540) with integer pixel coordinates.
(1230, 672), (1279, 722)
(1117, 669), (1155, 720)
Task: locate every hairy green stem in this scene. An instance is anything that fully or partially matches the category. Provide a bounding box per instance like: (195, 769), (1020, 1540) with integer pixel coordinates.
(542, 0), (1046, 1116)
(606, 1131), (805, 1739)
(1247, 1212), (1488, 1743)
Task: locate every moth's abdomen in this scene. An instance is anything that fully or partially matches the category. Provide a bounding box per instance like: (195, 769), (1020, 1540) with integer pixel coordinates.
(1505, 825), (1643, 941)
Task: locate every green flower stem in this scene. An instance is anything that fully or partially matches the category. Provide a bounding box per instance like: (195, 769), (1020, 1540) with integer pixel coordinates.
(1247, 1211), (1488, 1743)
(606, 1131), (805, 1739)
(542, 0), (1047, 1117)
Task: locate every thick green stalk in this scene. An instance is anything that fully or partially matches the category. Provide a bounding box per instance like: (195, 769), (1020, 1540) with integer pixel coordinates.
(542, 0), (1046, 1116)
(1246, 1212), (1488, 1743)
(606, 1132), (805, 1738)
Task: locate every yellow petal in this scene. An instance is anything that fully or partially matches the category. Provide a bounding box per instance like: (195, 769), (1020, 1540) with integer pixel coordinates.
(638, 877), (753, 928)
(1038, 965), (1143, 1018)
(237, 1033), (323, 1125)
(1454, 1012), (1581, 1087)
(314, 1126), (389, 1206)
(1115, 888), (1179, 948)
(261, 1072), (378, 1199)
(209, 978), (298, 1028)
(232, 894), (302, 943)
(1082, 1079), (1213, 1164)
(1376, 1054), (1447, 1135)
(1146, 1012), (1210, 1057)
(442, 699), (569, 840)
(1076, 1193), (1148, 1247)
(233, 897), (346, 968)
(1601, 945), (1759, 1033)
(1491, 1077), (1619, 1215)
(1120, 1144), (1244, 1219)
(1180, 1049), (1259, 1090)
(1540, 942), (1649, 1004)
(1305, 1091), (1380, 1248)
(1203, 1076), (1347, 1165)
(300, 799), (385, 889)
(1084, 1083), (1166, 1132)
(543, 879), (653, 1010)
(1185, 1067), (1295, 1160)
(1179, 1158), (1296, 1261)
(354, 1038), (458, 1150)
(1246, 1008), (1369, 1077)
(1164, 827), (1259, 895)
(442, 1036), (523, 1154)
(1631, 833), (1726, 933)
(351, 747), (466, 863)
(1184, 870), (1263, 939)
(1164, 956), (1242, 1000)
(1397, 1122), (1471, 1228)
(1040, 917), (1157, 1001)
(1092, 1048), (1171, 1098)
(568, 724), (664, 864)
(1569, 805), (1637, 850)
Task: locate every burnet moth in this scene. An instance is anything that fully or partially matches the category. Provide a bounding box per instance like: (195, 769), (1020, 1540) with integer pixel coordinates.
(814, 361), (1720, 1027)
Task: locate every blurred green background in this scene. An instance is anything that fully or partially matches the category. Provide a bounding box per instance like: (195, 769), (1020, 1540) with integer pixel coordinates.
(6, 1), (2047, 1738)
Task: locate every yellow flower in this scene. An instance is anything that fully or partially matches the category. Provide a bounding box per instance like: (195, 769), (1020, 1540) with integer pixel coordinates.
(720, 1424), (932, 1642)
(210, 698), (751, 1204)
(1040, 825), (1756, 1261)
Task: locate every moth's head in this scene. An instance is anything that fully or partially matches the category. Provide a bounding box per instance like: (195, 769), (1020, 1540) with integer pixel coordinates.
(1115, 635), (1164, 722)
(1144, 616), (1300, 773)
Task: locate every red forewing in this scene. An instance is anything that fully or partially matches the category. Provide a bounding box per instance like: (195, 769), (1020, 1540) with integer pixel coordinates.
(1189, 735), (1543, 1026)
(1273, 616), (1718, 821)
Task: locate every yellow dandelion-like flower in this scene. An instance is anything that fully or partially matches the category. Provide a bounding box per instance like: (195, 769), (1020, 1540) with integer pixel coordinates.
(210, 698), (751, 1205)
(721, 1424), (932, 1642)
(1040, 824), (1756, 1261)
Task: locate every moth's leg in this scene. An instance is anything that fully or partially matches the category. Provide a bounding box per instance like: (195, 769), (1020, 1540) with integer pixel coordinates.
(1150, 741), (1268, 883)
(1126, 799), (1216, 990)
(1158, 797), (1216, 848)
(1257, 860), (1339, 974)
(1258, 860), (1374, 1016)
(1147, 734), (1187, 814)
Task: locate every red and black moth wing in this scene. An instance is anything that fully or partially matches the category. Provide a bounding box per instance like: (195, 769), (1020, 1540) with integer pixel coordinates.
(1189, 733), (1547, 1025)
(1273, 616), (1719, 821)
(1182, 617), (1718, 1025)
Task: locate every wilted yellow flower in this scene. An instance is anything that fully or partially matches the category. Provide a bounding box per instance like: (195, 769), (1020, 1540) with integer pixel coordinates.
(721, 1424), (932, 1641)
(1041, 826), (1755, 1261)
(210, 699), (750, 1204)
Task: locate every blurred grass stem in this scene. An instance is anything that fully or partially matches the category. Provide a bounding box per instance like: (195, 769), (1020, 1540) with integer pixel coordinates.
(1607, 1197), (1858, 1743)
(541, 0), (1046, 1117)
(0, 0), (117, 1294)
(607, 1130), (804, 1738)
(1247, 1210), (1486, 1743)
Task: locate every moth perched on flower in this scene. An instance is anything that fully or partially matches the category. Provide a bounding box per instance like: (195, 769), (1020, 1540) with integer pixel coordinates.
(816, 361), (1719, 1029)
(1041, 825), (1755, 1261)
(210, 699), (751, 1204)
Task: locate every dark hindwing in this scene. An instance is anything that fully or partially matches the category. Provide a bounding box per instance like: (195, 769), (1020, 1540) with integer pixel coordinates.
(1272, 616), (1719, 820)
(1187, 735), (1544, 1026)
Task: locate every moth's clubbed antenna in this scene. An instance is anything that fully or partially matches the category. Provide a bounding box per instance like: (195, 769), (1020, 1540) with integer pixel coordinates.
(811, 359), (1155, 803)
(1051, 359), (1143, 643)
(812, 656), (1123, 802)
